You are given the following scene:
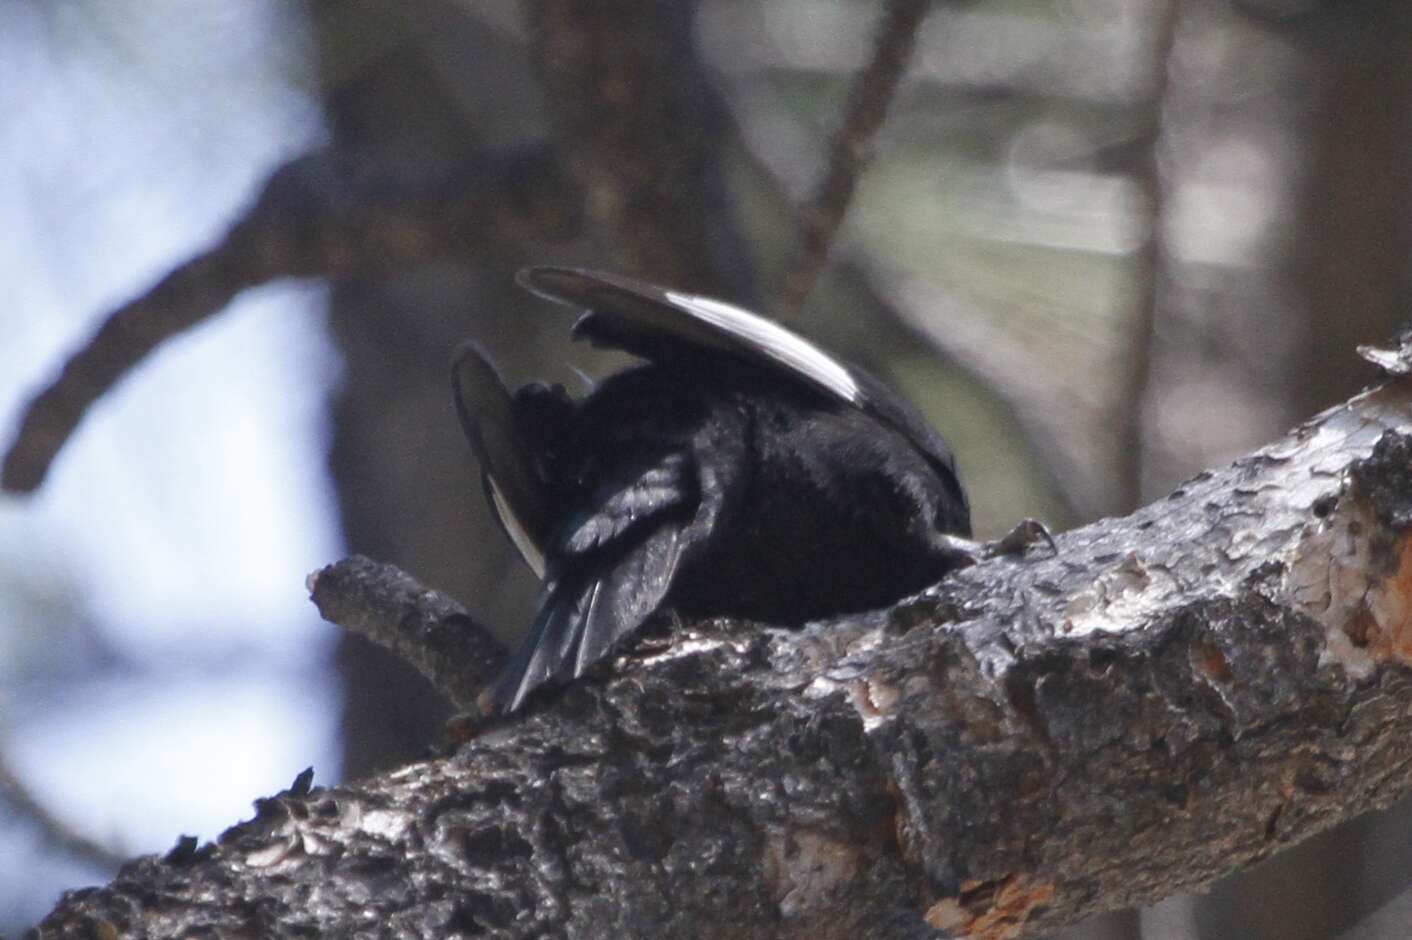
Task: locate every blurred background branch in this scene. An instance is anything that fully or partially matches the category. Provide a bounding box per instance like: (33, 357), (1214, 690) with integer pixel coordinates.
(774, 0), (932, 315)
(0, 146), (578, 494)
(0, 747), (126, 871)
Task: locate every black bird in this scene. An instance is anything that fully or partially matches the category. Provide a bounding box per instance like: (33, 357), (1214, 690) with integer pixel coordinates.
(454, 268), (973, 713)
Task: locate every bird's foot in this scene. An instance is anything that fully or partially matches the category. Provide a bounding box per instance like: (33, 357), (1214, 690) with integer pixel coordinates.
(935, 518), (1057, 570)
(989, 518), (1057, 558)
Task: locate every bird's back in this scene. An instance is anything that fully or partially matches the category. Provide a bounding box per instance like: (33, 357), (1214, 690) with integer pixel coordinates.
(657, 363), (971, 624)
(512, 358), (968, 679)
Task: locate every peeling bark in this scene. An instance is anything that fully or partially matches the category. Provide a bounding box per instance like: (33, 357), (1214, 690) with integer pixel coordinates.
(31, 373), (1412, 938)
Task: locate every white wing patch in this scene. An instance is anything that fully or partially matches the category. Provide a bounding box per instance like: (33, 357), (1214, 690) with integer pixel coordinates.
(664, 291), (862, 405)
(489, 476), (546, 579)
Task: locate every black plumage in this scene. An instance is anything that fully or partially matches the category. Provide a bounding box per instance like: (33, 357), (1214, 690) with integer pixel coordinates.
(454, 268), (972, 713)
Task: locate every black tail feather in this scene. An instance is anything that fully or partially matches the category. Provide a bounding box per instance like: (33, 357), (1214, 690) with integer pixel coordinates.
(489, 523), (685, 714)
(573, 526), (683, 677)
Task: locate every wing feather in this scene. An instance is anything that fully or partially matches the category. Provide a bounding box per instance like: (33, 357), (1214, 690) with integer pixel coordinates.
(519, 267), (860, 405)
(452, 344), (554, 576)
(573, 525), (684, 677)
(488, 450), (696, 713)
(558, 451), (689, 555)
(516, 267), (964, 500)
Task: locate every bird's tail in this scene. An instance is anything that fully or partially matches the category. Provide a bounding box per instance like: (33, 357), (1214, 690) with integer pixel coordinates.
(488, 523), (685, 714)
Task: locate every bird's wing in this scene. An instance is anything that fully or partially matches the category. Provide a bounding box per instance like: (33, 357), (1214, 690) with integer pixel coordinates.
(488, 450), (695, 713)
(517, 266), (966, 506)
(519, 267), (863, 406)
(452, 344), (554, 578)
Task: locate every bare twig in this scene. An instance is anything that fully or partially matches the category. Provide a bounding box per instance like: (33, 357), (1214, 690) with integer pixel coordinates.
(0, 744), (127, 871)
(0, 147), (576, 495)
(308, 555), (506, 713)
(773, 0), (933, 316)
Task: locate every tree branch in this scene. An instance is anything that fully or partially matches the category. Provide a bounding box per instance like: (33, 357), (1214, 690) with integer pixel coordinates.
(33, 354), (1412, 937)
(0, 746), (127, 872)
(774, 0), (933, 316)
(308, 555), (506, 714)
(0, 145), (576, 494)
(1113, 0), (1181, 513)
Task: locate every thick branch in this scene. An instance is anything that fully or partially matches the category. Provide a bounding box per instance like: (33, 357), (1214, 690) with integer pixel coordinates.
(33, 367), (1412, 938)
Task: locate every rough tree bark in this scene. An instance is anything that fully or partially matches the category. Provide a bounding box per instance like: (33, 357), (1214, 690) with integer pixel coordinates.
(30, 350), (1412, 938)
